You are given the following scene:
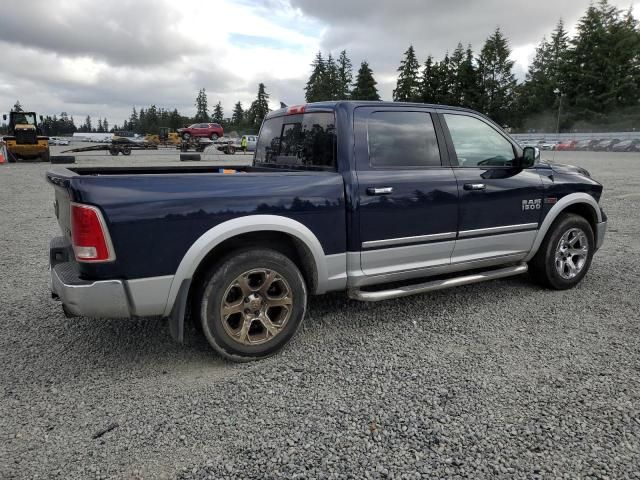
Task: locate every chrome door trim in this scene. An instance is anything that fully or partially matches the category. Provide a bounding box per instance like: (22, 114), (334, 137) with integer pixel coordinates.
(362, 231), (456, 249)
(458, 222), (538, 238)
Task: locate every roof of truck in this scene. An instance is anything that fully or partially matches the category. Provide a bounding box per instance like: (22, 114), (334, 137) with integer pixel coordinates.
(265, 100), (477, 120)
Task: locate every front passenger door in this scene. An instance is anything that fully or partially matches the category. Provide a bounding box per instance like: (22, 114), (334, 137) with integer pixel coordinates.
(441, 112), (544, 264)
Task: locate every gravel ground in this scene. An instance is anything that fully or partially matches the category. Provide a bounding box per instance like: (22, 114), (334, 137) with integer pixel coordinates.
(0, 150), (639, 479)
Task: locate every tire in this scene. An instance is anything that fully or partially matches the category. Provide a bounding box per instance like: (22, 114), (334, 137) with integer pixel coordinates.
(180, 153), (200, 161)
(40, 149), (50, 162)
(210, 133), (219, 140)
(226, 145), (236, 155)
(122, 146), (132, 156)
(528, 213), (594, 290)
(50, 155), (75, 164)
(182, 132), (191, 140)
(109, 146), (119, 156)
(194, 248), (307, 362)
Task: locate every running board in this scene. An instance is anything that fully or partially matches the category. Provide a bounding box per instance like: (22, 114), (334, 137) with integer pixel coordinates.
(348, 263), (528, 302)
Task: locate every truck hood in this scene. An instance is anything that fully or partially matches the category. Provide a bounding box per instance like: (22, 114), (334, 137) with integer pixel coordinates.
(546, 162), (592, 178)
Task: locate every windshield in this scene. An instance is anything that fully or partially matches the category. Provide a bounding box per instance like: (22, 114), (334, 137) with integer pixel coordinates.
(13, 112), (36, 125)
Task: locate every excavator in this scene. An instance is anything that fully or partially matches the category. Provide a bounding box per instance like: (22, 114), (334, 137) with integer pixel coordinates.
(2, 110), (50, 162)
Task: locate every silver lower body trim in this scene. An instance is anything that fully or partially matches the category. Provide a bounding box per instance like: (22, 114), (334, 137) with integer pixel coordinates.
(362, 231), (456, 249)
(458, 223), (538, 238)
(349, 263), (528, 302)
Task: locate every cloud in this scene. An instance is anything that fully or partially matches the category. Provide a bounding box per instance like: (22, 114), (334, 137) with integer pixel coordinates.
(0, 0), (636, 125)
(0, 0), (200, 66)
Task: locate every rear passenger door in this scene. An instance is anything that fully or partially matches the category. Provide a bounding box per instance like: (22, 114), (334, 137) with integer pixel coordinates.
(440, 112), (544, 263)
(355, 106), (458, 277)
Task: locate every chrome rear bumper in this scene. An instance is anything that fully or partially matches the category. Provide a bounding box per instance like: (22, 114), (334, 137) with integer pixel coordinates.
(51, 263), (131, 318)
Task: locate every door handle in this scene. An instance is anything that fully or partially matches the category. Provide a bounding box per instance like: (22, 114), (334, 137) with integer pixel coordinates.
(463, 183), (486, 191)
(367, 187), (393, 195)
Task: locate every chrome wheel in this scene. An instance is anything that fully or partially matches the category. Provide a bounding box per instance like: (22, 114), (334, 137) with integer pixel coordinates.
(220, 268), (293, 345)
(555, 228), (589, 279)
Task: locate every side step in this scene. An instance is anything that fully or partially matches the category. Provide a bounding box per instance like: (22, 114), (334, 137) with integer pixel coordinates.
(348, 263), (528, 302)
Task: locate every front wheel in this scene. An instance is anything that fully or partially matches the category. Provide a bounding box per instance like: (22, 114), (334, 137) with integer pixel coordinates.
(194, 248), (307, 362)
(182, 132), (191, 140)
(528, 213), (594, 290)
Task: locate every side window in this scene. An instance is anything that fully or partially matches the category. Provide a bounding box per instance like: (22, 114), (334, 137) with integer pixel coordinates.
(444, 114), (515, 167)
(254, 113), (336, 170)
(367, 111), (441, 167)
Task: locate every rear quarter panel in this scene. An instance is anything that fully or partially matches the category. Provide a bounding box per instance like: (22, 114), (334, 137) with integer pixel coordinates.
(67, 172), (346, 280)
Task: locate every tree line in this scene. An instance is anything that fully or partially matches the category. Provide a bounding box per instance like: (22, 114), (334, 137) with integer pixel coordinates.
(303, 0), (640, 132)
(1, 82), (272, 137)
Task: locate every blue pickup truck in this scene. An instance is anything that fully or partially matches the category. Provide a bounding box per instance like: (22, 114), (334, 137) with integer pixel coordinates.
(47, 101), (607, 361)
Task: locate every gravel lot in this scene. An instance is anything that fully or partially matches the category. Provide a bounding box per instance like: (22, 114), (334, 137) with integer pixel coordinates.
(1, 150), (639, 479)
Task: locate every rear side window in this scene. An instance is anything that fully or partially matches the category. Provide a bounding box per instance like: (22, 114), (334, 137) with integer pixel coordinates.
(255, 113), (336, 170)
(367, 111), (441, 167)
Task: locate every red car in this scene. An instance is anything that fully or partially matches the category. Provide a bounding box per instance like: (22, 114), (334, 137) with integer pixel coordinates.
(555, 140), (577, 151)
(177, 123), (223, 140)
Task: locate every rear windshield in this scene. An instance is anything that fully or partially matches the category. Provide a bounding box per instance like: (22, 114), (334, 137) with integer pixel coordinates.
(254, 112), (336, 171)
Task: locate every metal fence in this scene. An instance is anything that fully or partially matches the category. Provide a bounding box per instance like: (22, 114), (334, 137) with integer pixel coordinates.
(511, 132), (640, 142)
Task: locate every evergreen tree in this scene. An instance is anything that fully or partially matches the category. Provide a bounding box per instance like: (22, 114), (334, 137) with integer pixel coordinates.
(129, 107), (138, 132)
(84, 115), (92, 132)
(13, 100), (23, 112)
(324, 54), (340, 100)
(194, 88), (209, 122)
(247, 83), (270, 129)
(351, 61), (380, 100)
(336, 50), (353, 100)
(420, 56), (437, 103)
(305, 52), (327, 102)
(231, 102), (245, 127)
(393, 45), (421, 102)
(212, 102), (224, 124)
(103, 118), (109, 133)
(97, 118), (104, 133)
(459, 45), (481, 109)
(478, 28), (517, 126)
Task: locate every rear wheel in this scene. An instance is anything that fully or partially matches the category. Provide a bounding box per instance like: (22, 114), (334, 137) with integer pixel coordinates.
(194, 248), (307, 362)
(109, 146), (119, 156)
(529, 213), (594, 290)
(210, 133), (219, 141)
(122, 146), (132, 156)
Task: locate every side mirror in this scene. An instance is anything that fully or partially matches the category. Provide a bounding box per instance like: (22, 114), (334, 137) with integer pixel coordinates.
(521, 146), (539, 168)
(2, 114), (6, 121)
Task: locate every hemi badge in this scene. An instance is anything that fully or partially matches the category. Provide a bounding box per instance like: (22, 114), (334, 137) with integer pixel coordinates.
(545, 197), (558, 204)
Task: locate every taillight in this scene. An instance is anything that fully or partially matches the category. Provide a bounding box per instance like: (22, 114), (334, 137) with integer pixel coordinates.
(286, 105), (306, 115)
(70, 203), (115, 262)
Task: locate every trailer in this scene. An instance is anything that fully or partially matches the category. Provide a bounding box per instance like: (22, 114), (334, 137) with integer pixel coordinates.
(62, 142), (158, 156)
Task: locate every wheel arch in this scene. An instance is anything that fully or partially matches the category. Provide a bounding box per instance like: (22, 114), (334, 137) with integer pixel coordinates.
(162, 215), (331, 318)
(525, 192), (602, 262)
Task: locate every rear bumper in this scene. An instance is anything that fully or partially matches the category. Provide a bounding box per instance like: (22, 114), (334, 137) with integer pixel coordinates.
(51, 263), (131, 318)
(49, 237), (173, 319)
(595, 220), (607, 251)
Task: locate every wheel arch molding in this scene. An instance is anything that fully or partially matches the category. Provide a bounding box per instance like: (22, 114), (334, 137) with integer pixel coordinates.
(162, 215), (332, 317)
(525, 192), (603, 262)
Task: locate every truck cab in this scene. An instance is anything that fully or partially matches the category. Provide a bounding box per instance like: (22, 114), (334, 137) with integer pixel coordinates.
(47, 101), (607, 361)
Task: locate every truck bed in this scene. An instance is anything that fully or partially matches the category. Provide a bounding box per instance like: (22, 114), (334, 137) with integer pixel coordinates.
(46, 165), (347, 281)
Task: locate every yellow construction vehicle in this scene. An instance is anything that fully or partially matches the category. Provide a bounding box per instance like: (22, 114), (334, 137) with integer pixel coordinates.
(2, 110), (50, 162)
(144, 127), (181, 146)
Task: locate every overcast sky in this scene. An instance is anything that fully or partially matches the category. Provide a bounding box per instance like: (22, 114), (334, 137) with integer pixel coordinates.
(0, 0), (637, 126)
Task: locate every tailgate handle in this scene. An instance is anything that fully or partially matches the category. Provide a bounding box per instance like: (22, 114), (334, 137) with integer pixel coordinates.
(367, 187), (393, 195)
(463, 183), (486, 191)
